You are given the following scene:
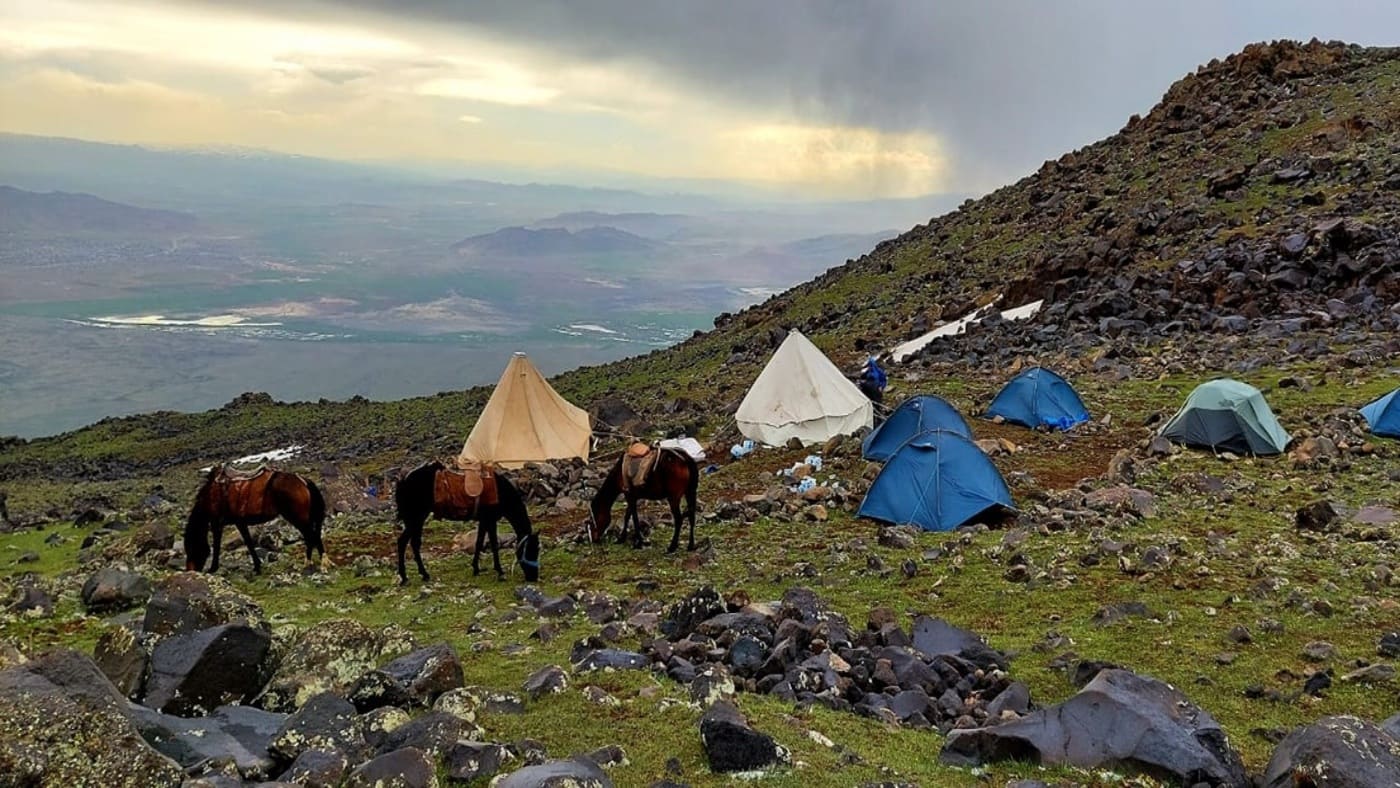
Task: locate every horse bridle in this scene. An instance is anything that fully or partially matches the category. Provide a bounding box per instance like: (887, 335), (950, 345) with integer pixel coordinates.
(514, 532), (541, 574)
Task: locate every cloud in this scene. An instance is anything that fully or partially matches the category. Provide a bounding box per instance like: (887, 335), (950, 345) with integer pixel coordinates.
(6, 0), (1400, 197)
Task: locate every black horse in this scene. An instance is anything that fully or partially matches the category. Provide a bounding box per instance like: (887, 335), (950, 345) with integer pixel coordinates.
(588, 449), (699, 552)
(393, 461), (539, 584)
(184, 466), (326, 574)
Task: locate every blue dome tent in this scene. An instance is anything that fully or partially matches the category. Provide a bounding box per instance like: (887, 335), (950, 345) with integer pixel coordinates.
(985, 367), (1089, 430)
(857, 430), (1014, 532)
(862, 394), (972, 461)
(1360, 387), (1400, 438)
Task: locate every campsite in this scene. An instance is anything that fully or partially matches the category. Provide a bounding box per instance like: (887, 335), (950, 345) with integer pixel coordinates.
(2, 35), (1400, 788)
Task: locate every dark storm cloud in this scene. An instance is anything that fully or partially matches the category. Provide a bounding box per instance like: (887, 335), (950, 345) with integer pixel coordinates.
(201, 0), (1400, 188)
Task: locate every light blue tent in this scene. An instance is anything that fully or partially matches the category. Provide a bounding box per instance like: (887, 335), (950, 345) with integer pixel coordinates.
(1360, 388), (1400, 438)
(857, 430), (1014, 532)
(985, 367), (1089, 430)
(862, 394), (972, 461)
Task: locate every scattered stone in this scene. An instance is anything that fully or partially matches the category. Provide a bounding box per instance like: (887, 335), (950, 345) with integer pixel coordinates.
(573, 648), (649, 672)
(1301, 641), (1336, 662)
(348, 644), (463, 712)
(444, 741), (509, 783)
(1339, 663), (1395, 684)
(10, 585), (52, 616)
(142, 572), (266, 638)
(940, 669), (1248, 786)
(93, 625), (148, 699)
(269, 692), (365, 764)
(144, 623), (273, 715)
(279, 748), (349, 788)
(345, 746), (436, 788)
(1295, 500), (1341, 532)
(700, 700), (786, 773)
(432, 687), (481, 722)
(376, 711), (477, 758)
(494, 758), (613, 788)
(1260, 716), (1400, 788)
(1380, 632), (1400, 659)
(581, 744), (627, 768)
(81, 567), (151, 614)
(0, 649), (184, 786)
(1090, 601), (1153, 627)
(129, 702), (286, 779)
(260, 619), (404, 712)
(523, 665), (569, 700)
(877, 526), (918, 550)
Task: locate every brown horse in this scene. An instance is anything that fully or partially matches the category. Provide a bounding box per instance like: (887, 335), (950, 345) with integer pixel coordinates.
(184, 466), (326, 574)
(393, 461), (539, 585)
(588, 448), (699, 552)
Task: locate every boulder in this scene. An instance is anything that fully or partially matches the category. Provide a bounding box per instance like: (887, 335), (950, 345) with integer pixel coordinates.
(699, 700), (785, 773)
(81, 567), (152, 614)
(279, 748), (349, 788)
(129, 702), (287, 779)
(940, 669), (1247, 787)
(142, 572), (267, 637)
(376, 711), (479, 757)
(345, 746), (437, 788)
(348, 644), (463, 712)
(494, 757), (613, 788)
(0, 649), (184, 786)
(260, 619), (406, 712)
(269, 692), (365, 764)
(1259, 716), (1400, 788)
(10, 584), (52, 616)
(573, 648), (649, 672)
(444, 740), (510, 782)
(523, 665), (569, 700)
(1295, 500), (1341, 532)
(94, 625), (150, 700)
(662, 586), (726, 640)
(360, 706), (412, 751)
(144, 623), (273, 715)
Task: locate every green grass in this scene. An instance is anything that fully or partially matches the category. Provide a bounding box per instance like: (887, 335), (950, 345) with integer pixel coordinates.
(3, 358), (1397, 786)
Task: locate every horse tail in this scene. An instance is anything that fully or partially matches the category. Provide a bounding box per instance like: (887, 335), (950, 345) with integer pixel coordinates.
(305, 478), (327, 556)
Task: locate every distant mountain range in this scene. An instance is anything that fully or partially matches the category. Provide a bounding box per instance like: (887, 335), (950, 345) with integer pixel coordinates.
(451, 225), (658, 257)
(0, 185), (198, 235)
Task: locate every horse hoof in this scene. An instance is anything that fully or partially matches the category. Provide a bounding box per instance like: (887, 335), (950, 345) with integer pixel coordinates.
(420, 574), (431, 583)
(397, 576), (408, 586)
(666, 546), (679, 554)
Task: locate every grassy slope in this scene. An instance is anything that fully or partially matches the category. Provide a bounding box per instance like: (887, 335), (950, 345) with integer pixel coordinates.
(4, 363), (1397, 786)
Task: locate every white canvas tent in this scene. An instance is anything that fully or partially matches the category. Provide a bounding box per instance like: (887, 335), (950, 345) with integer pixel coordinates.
(736, 330), (874, 447)
(459, 352), (591, 468)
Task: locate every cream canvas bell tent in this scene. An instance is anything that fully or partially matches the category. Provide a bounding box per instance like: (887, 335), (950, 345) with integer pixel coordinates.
(736, 330), (874, 447)
(459, 352), (591, 468)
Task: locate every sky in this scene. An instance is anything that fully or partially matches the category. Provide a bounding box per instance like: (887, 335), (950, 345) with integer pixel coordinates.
(1, 1), (1397, 199)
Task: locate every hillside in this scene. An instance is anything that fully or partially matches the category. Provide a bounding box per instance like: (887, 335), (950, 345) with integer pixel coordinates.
(450, 225), (658, 257)
(0, 184), (199, 235)
(2, 40), (1399, 787)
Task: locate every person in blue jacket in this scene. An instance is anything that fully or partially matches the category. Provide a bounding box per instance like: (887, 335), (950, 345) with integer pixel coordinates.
(857, 356), (887, 404)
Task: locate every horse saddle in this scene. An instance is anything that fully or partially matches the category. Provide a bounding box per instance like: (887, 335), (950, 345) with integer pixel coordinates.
(620, 443), (659, 492)
(436, 462), (499, 516)
(213, 466), (273, 520)
(218, 465), (271, 482)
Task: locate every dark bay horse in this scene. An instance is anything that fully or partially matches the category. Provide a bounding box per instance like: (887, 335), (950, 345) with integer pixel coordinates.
(184, 467), (326, 574)
(393, 461), (539, 585)
(588, 448), (699, 552)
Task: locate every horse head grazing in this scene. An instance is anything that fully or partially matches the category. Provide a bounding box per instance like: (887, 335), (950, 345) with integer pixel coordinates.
(515, 531), (541, 582)
(183, 468), (217, 571)
(587, 468), (619, 544)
